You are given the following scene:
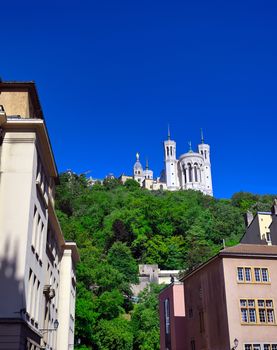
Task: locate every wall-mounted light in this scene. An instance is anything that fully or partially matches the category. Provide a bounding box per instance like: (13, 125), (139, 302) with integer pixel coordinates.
(232, 338), (239, 350)
(40, 319), (59, 333)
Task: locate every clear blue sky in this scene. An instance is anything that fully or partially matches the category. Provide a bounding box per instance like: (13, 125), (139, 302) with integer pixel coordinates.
(1, 0), (277, 198)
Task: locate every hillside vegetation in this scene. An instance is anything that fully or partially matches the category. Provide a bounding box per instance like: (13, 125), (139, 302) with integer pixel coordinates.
(55, 172), (275, 350)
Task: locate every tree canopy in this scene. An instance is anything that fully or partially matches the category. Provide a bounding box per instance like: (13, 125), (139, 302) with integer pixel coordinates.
(55, 172), (276, 349)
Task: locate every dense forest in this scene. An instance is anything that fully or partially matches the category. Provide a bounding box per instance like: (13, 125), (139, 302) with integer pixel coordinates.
(55, 172), (276, 350)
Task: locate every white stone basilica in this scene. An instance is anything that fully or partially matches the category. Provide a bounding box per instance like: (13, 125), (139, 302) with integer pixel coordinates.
(120, 129), (213, 196)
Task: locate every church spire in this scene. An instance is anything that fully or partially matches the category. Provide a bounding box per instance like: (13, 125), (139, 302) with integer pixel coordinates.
(167, 124), (171, 140)
(188, 141), (193, 152)
(146, 158), (149, 170)
(136, 152), (140, 161)
(200, 128), (204, 144)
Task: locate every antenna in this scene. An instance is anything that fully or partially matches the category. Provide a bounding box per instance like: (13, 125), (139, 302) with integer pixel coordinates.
(200, 128), (204, 144)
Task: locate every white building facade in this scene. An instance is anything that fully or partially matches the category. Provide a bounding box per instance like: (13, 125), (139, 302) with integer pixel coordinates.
(0, 81), (80, 350)
(131, 130), (213, 196)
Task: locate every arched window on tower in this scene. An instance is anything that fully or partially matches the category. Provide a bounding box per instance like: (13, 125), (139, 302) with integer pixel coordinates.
(194, 163), (198, 182)
(167, 147), (169, 156)
(184, 166), (187, 184)
(204, 150), (207, 159)
(170, 146), (173, 156)
(188, 163), (192, 182)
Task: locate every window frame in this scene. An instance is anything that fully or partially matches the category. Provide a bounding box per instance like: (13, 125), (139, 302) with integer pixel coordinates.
(244, 344), (277, 350)
(240, 298), (276, 325)
(237, 267), (270, 284)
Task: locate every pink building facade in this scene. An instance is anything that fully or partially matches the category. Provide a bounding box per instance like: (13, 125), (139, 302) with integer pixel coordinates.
(159, 283), (186, 350)
(160, 244), (277, 350)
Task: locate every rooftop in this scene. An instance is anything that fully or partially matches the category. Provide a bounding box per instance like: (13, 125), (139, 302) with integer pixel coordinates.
(219, 243), (277, 257)
(180, 244), (277, 282)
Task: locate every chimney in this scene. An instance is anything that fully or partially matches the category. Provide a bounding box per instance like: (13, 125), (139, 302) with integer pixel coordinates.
(271, 199), (277, 215)
(244, 211), (254, 227)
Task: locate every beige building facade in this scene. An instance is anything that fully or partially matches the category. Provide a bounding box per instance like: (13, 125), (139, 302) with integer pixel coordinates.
(0, 82), (79, 350)
(242, 212), (273, 245)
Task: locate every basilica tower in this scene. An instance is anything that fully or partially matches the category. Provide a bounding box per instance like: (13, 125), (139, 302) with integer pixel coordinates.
(164, 127), (179, 190)
(197, 130), (213, 196)
(133, 152), (144, 186)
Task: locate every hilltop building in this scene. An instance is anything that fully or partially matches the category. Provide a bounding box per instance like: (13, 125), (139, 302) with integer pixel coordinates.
(131, 264), (180, 297)
(0, 82), (79, 350)
(121, 129), (213, 196)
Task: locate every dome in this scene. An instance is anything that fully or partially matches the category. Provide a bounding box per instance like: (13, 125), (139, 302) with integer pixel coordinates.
(134, 161), (143, 170)
(133, 152), (143, 175)
(179, 152), (203, 161)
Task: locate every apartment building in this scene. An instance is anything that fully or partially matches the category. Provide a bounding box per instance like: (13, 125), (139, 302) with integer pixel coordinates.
(159, 244), (277, 350)
(242, 202), (277, 246)
(0, 81), (80, 350)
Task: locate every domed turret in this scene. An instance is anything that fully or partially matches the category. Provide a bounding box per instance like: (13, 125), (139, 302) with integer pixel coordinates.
(133, 153), (144, 185)
(143, 159), (153, 180)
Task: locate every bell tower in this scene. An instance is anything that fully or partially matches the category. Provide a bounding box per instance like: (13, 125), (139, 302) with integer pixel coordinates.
(197, 129), (213, 196)
(164, 126), (179, 190)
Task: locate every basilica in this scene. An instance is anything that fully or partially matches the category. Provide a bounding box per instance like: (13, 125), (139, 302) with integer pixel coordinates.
(120, 130), (213, 196)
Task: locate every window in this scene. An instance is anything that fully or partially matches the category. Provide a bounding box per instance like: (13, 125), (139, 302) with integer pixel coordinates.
(258, 299), (275, 324)
(262, 268), (269, 282)
(244, 345), (277, 350)
(237, 267), (270, 284)
(254, 268), (261, 282)
(164, 298), (171, 350)
(240, 299), (256, 323)
(240, 299), (276, 325)
(238, 267), (244, 281)
(191, 340), (195, 350)
(164, 299), (170, 335)
(194, 165), (198, 182)
(188, 164), (192, 182)
(245, 268), (252, 282)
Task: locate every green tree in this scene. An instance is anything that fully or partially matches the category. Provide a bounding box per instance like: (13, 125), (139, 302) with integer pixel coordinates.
(95, 317), (133, 350)
(107, 242), (139, 284)
(131, 284), (163, 350)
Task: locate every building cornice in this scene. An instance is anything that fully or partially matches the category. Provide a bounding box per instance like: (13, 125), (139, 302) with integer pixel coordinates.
(3, 119), (58, 178)
(63, 242), (80, 264)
